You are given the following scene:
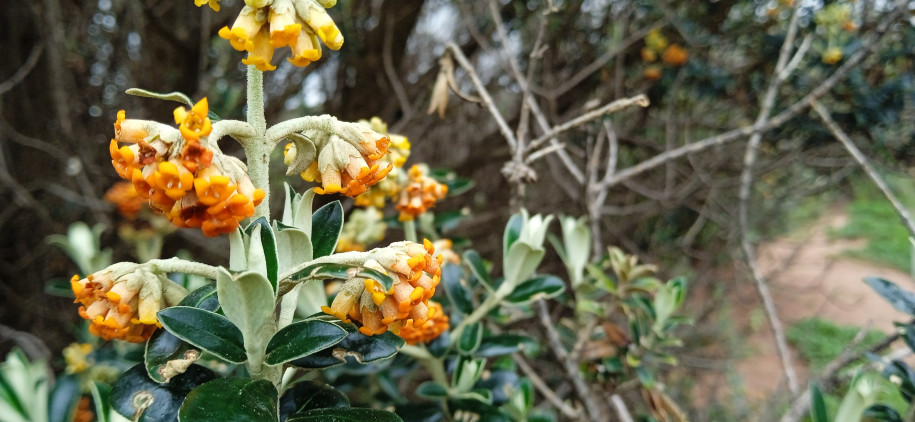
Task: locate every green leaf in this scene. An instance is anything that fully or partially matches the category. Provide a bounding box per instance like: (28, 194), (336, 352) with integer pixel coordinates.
(89, 381), (113, 422)
(503, 214), (524, 256)
(246, 218), (279, 291)
(179, 378), (279, 422)
(503, 243), (545, 287)
(442, 263), (474, 315)
(810, 383), (829, 422)
(475, 334), (533, 357)
(216, 268), (275, 361)
(865, 277), (915, 315)
(882, 360), (915, 402)
(265, 320), (347, 365)
(290, 327), (404, 369)
(275, 225), (313, 272)
(458, 323), (483, 356)
(111, 363), (215, 422)
(311, 201), (344, 258)
(448, 399), (511, 422)
(416, 381), (449, 399)
(474, 370), (518, 405)
(48, 374), (80, 422)
(286, 407), (403, 422)
(503, 275), (565, 305)
(145, 284), (220, 383)
(863, 404), (903, 422)
(279, 381), (349, 419)
(289, 262), (395, 292)
(463, 250), (493, 291)
(125, 88), (194, 107)
(157, 306), (246, 363)
(179, 283), (220, 311)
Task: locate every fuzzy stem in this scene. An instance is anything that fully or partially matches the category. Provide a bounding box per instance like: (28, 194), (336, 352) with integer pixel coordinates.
(142, 257), (220, 280)
(244, 66), (270, 220)
(403, 219), (418, 243)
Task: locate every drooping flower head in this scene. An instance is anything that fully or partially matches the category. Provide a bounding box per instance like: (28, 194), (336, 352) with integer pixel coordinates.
(109, 99), (265, 237)
(353, 117), (411, 208)
(71, 265), (187, 342)
(396, 164), (448, 221)
(398, 301), (449, 345)
(322, 239), (443, 336)
(210, 0), (343, 71)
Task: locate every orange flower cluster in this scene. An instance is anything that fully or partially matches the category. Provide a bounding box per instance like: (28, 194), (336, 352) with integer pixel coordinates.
(396, 164), (448, 221)
(640, 28), (688, 80)
(109, 99), (265, 236)
(398, 301), (449, 345)
(71, 268), (184, 343)
(211, 0), (344, 71)
(286, 131), (394, 197)
(322, 240), (443, 336)
(104, 181), (145, 219)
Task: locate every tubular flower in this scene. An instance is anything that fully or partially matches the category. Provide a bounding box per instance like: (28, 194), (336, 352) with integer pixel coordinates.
(109, 101), (265, 237)
(173, 98), (213, 142)
(313, 135), (392, 197)
(353, 117), (410, 207)
(432, 239), (460, 265)
(71, 266), (187, 343)
(322, 240), (443, 336)
(336, 207), (387, 252)
(398, 301), (448, 345)
(396, 164), (448, 221)
(217, 0), (341, 71)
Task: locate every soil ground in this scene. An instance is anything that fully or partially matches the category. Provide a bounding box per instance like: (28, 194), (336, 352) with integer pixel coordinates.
(692, 210), (912, 417)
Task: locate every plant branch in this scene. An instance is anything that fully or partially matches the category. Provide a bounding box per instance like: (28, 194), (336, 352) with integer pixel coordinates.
(513, 353), (581, 419)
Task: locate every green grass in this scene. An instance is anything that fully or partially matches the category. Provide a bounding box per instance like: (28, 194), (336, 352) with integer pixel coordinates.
(787, 317), (907, 418)
(832, 174), (915, 272)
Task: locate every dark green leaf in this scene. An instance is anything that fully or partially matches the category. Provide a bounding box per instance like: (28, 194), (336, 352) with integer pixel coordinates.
(146, 284), (220, 383)
(157, 306), (246, 363)
(111, 363), (215, 422)
(458, 323), (483, 356)
(265, 320), (347, 365)
(416, 382), (449, 399)
(883, 360), (915, 402)
(463, 250), (493, 290)
(246, 218), (279, 292)
(503, 275), (565, 304)
(865, 277), (915, 315)
(503, 214), (524, 256)
(178, 283), (219, 311)
(44, 277), (75, 298)
(290, 327), (404, 369)
(289, 262), (395, 292)
(475, 334), (532, 357)
(429, 169), (474, 197)
(179, 378), (279, 422)
(810, 383), (829, 422)
(442, 263), (473, 315)
(280, 381), (349, 420)
(426, 331), (451, 358)
(48, 374), (80, 422)
(394, 403), (445, 422)
(863, 404), (903, 422)
(89, 382), (112, 422)
(311, 201), (344, 258)
(434, 210), (466, 233)
(287, 407), (403, 422)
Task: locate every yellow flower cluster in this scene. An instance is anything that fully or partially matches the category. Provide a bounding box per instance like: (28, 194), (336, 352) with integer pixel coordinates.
(109, 99), (265, 237)
(336, 207), (387, 252)
(640, 28), (688, 80)
(396, 164), (448, 221)
(284, 126), (394, 197)
(353, 118), (412, 208)
(322, 240), (443, 336)
(71, 267), (186, 343)
(206, 0), (344, 71)
(398, 301), (448, 345)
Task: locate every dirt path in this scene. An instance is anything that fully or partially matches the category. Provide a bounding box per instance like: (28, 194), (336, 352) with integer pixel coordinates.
(737, 211), (911, 400)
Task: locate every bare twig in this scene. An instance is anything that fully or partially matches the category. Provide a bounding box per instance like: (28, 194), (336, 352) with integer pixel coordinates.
(535, 299), (603, 422)
(811, 100), (915, 238)
(527, 95), (650, 151)
(445, 42), (518, 152)
(737, 4), (805, 396)
(513, 353), (581, 419)
(611, 395), (635, 422)
(384, 15), (414, 122)
(0, 44), (43, 95)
